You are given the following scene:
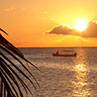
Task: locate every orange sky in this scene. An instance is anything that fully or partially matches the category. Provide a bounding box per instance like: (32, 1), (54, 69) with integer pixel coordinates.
(0, 0), (97, 47)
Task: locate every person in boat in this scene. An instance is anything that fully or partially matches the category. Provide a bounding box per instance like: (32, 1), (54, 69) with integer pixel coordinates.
(56, 51), (59, 55)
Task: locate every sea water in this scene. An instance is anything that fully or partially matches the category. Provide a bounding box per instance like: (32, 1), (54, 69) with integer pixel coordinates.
(11, 47), (97, 97)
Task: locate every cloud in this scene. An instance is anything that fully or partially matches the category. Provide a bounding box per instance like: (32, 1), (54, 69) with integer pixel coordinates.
(82, 21), (97, 37)
(4, 7), (16, 12)
(43, 11), (48, 14)
(49, 25), (73, 35)
(48, 21), (97, 38)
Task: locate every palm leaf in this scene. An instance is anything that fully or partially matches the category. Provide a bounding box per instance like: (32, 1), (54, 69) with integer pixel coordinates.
(0, 28), (8, 35)
(0, 29), (39, 97)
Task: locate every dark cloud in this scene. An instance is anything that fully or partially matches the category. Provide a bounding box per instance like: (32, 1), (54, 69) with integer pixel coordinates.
(48, 21), (97, 38)
(49, 25), (73, 35)
(82, 21), (97, 37)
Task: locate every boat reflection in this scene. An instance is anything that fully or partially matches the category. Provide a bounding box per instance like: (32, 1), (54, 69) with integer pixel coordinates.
(72, 64), (90, 97)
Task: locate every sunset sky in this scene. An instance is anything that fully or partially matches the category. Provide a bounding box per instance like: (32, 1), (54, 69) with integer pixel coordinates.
(0, 0), (97, 47)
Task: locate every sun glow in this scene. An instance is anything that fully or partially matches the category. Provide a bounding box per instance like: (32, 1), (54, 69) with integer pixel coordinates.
(61, 24), (73, 29)
(74, 19), (88, 31)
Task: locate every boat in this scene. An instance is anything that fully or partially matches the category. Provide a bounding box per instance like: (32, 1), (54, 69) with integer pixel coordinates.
(52, 52), (77, 57)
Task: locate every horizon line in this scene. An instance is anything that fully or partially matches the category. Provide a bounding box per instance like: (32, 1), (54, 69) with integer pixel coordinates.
(17, 46), (97, 48)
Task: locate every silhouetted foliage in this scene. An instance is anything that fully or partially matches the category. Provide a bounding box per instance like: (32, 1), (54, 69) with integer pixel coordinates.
(0, 28), (39, 97)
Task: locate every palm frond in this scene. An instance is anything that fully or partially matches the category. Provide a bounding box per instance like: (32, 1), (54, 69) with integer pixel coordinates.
(0, 30), (39, 97)
(0, 34), (40, 71)
(0, 28), (8, 35)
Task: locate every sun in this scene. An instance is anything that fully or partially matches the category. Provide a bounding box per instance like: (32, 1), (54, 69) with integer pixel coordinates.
(74, 19), (88, 31)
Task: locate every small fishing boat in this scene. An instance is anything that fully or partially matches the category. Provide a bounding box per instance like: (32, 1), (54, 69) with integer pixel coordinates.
(52, 51), (77, 57)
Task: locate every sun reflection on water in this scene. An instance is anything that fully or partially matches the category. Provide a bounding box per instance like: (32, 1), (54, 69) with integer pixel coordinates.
(75, 64), (86, 72)
(72, 63), (90, 97)
(71, 48), (90, 97)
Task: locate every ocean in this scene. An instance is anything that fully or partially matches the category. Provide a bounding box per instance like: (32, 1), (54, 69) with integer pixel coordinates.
(13, 47), (97, 97)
